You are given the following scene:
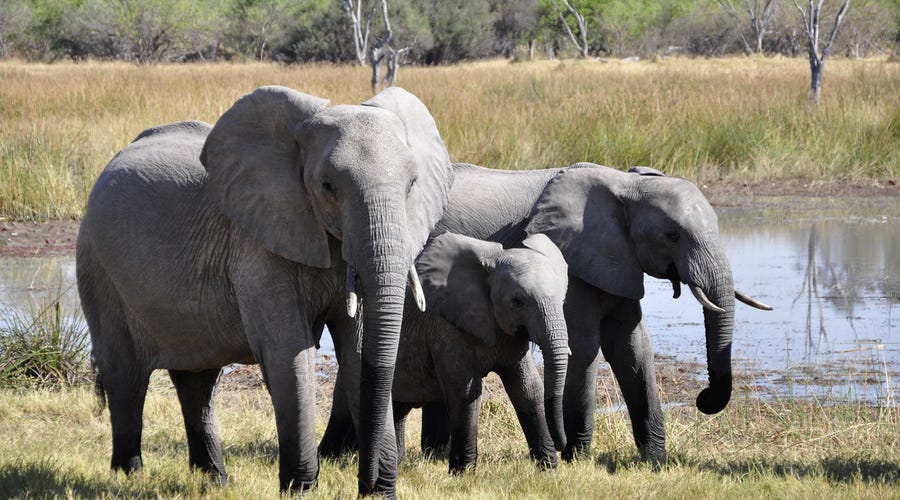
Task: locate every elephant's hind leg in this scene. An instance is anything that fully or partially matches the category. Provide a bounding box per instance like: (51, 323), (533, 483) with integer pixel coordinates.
(420, 400), (450, 457)
(102, 351), (151, 474)
(169, 368), (227, 485)
(78, 263), (150, 474)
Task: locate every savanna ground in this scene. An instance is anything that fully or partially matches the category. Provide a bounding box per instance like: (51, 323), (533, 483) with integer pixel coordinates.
(0, 57), (898, 497)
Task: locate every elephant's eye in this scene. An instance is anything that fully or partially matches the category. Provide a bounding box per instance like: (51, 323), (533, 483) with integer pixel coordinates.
(665, 231), (680, 243)
(407, 177), (417, 196)
(511, 296), (524, 308)
(322, 181), (335, 195)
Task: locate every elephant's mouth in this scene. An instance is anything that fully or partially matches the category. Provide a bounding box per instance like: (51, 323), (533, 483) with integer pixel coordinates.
(662, 263), (771, 312)
(344, 266), (426, 318)
(662, 264), (682, 299)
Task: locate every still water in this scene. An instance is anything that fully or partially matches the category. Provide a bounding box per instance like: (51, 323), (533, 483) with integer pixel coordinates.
(1, 197), (896, 405)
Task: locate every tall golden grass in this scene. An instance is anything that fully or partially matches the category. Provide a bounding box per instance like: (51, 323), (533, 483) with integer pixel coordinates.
(1, 57), (898, 220)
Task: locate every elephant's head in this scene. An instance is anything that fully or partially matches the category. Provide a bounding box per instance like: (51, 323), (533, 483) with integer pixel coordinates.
(416, 232), (570, 451)
(199, 86), (453, 493)
(526, 164), (769, 416)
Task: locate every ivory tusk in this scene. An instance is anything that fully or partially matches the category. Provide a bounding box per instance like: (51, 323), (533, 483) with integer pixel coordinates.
(346, 267), (359, 318)
(735, 289), (773, 310)
(690, 285), (726, 314)
(408, 265), (426, 312)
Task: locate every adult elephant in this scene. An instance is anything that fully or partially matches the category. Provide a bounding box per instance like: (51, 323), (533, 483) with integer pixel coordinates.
(77, 85), (453, 496)
(321, 162), (769, 464)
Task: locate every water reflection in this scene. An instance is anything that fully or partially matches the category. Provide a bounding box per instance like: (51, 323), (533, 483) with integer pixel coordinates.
(643, 197), (898, 407)
(0, 197), (896, 406)
(0, 257), (80, 330)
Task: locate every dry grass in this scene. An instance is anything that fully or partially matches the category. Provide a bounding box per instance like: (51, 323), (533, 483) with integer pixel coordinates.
(1, 56), (898, 220)
(0, 364), (896, 498)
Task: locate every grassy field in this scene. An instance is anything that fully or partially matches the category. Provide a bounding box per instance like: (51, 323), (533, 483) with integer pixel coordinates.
(1, 56), (898, 220)
(0, 369), (896, 499)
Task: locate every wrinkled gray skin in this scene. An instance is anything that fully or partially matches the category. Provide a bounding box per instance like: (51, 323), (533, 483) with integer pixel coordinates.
(323, 162), (766, 464)
(361, 232), (569, 473)
(76, 86), (453, 496)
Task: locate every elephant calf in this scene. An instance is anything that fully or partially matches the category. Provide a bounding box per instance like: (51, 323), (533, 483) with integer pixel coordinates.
(334, 232), (571, 473)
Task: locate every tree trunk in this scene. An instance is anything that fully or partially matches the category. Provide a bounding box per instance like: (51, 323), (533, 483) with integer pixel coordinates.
(809, 56), (823, 104)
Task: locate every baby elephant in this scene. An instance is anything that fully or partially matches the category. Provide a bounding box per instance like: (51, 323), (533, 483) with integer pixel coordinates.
(390, 231), (570, 473)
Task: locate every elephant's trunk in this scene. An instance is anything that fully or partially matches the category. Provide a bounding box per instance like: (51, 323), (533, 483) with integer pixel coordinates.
(684, 245), (735, 415)
(356, 259), (406, 495)
(537, 302), (569, 452)
(343, 193), (413, 496)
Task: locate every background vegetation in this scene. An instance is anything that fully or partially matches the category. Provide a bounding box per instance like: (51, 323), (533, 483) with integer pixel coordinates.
(0, 0), (897, 63)
(1, 57), (898, 221)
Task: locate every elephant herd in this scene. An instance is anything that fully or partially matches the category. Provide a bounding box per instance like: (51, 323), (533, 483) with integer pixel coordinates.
(76, 86), (770, 496)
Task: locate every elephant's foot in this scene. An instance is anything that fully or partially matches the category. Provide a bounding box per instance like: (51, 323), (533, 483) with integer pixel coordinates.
(358, 477), (396, 499)
(639, 443), (667, 469)
(534, 452), (558, 471)
(111, 455), (143, 474)
(448, 457), (477, 475)
(561, 441), (591, 462)
(282, 477), (317, 494)
(204, 469), (228, 488)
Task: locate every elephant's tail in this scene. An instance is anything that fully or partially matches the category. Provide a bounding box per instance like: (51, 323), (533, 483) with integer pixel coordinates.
(91, 354), (107, 415)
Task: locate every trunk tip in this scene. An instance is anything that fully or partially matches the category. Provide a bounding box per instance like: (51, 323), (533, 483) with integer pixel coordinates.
(696, 382), (731, 415)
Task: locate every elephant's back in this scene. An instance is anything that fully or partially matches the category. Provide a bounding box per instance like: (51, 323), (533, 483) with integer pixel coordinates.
(77, 121), (250, 368)
(438, 164), (561, 245)
(87, 121), (211, 208)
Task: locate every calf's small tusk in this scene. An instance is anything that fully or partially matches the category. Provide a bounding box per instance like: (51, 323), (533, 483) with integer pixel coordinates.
(409, 265), (426, 312)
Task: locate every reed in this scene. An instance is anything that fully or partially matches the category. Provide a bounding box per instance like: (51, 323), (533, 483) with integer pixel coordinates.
(1, 57), (898, 221)
(0, 286), (91, 388)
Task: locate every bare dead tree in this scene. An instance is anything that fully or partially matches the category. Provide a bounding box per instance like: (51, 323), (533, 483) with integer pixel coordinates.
(716, 0), (782, 54)
(370, 0), (393, 93)
(369, 0), (414, 94)
(341, 0), (376, 66)
(792, 0), (851, 105)
(550, 0), (589, 58)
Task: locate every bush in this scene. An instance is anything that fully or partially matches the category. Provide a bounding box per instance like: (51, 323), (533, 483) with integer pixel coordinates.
(0, 289), (91, 389)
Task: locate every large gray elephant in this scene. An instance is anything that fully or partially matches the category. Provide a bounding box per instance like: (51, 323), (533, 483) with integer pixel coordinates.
(76, 85), (453, 496)
(349, 232), (570, 473)
(321, 162), (770, 464)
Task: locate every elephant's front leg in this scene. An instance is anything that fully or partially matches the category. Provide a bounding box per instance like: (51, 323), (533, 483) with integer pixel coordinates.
(495, 357), (557, 470)
(562, 279), (604, 461)
(600, 298), (666, 464)
(440, 375), (482, 474)
(257, 338), (319, 491)
(234, 268), (320, 492)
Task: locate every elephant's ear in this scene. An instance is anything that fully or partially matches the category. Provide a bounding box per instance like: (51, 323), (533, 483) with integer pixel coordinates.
(416, 233), (503, 347)
(628, 166), (666, 176)
(525, 167), (645, 300)
(363, 87), (454, 261)
(521, 233), (568, 277)
(200, 86), (333, 267)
